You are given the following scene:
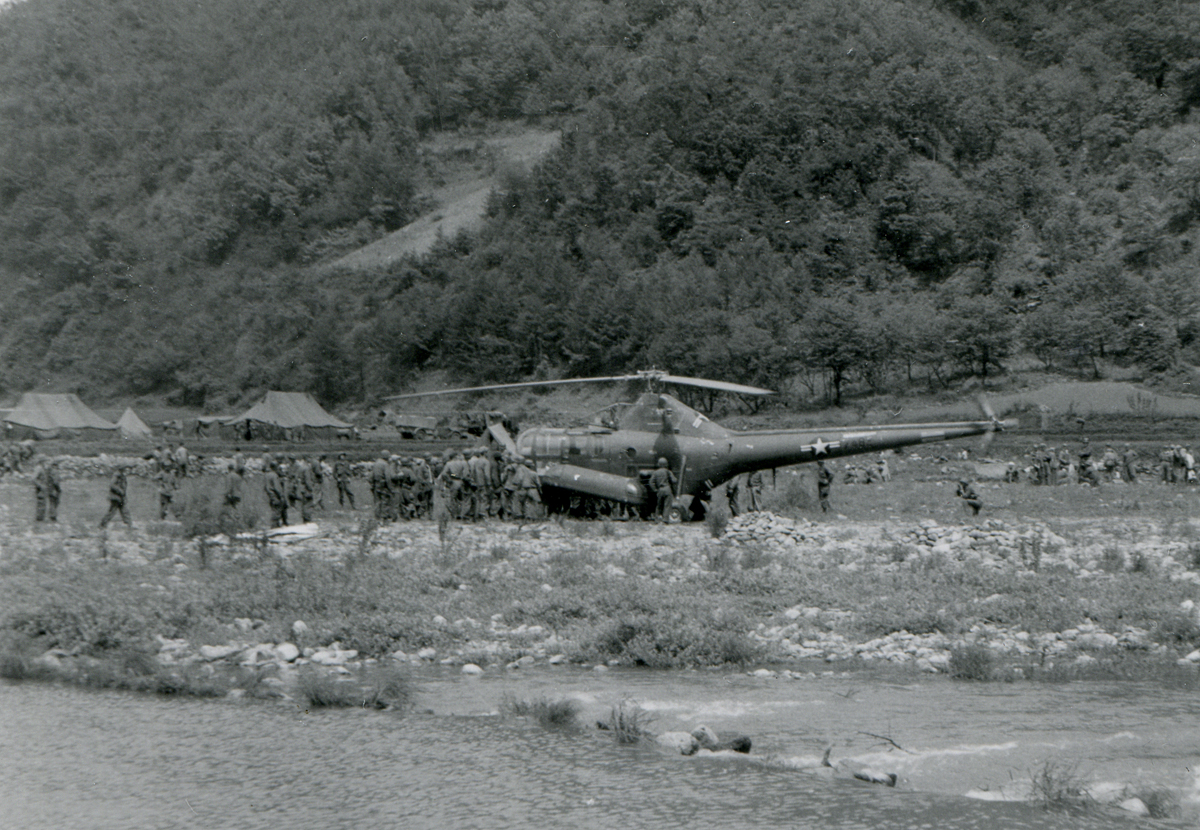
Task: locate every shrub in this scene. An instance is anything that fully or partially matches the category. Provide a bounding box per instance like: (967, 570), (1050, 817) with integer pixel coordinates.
(1028, 761), (1093, 812)
(297, 667), (361, 708)
(602, 701), (653, 744)
(1154, 610), (1200, 648)
(705, 507), (729, 539)
(503, 695), (580, 729)
(949, 644), (994, 681)
(360, 664), (413, 710)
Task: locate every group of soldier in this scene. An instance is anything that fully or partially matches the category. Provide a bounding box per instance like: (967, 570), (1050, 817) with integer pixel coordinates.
(428, 448), (543, 522)
(261, 451), (333, 528)
(1020, 442), (1195, 487)
(1, 440), (35, 476)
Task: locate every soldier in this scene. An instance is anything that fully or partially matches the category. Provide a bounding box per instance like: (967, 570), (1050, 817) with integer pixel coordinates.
(1077, 445), (1098, 487)
(155, 466), (178, 520)
(312, 455), (327, 510)
(390, 455), (412, 520)
(174, 442), (189, 478)
(1122, 444), (1138, 485)
(370, 450), (392, 521)
(956, 479), (982, 516)
(334, 452), (355, 509)
(260, 446), (274, 476)
(648, 457), (677, 521)
(468, 447), (493, 521)
(725, 474), (741, 517)
(747, 469), (765, 511)
(264, 462), (288, 528)
(286, 456), (314, 523)
(1101, 445), (1119, 482)
(34, 459), (61, 522)
(816, 460), (833, 513)
(500, 455), (520, 519)
(877, 454), (891, 483)
(99, 466), (132, 528)
(438, 451), (470, 519)
(412, 455), (433, 517)
(512, 458), (542, 520)
(1161, 445), (1176, 483)
(222, 461), (245, 528)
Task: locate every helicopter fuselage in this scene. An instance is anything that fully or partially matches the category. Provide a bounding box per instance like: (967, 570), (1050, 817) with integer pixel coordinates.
(507, 392), (1003, 516)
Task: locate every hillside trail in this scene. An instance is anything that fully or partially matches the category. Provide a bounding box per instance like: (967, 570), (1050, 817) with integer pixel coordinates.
(326, 126), (560, 274)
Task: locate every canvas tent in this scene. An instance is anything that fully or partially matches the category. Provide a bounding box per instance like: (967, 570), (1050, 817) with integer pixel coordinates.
(2, 393), (118, 439)
(116, 407), (154, 440)
(226, 391), (352, 441)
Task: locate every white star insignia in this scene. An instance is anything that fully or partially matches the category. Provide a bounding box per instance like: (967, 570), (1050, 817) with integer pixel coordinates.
(808, 438), (839, 456)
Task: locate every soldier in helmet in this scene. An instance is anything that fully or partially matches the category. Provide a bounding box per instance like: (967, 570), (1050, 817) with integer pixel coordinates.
(34, 459), (61, 522)
(816, 460), (833, 513)
(725, 474), (741, 517)
(99, 465), (132, 528)
(956, 478), (982, 516)
(1122, 444), (1138, 485)
(264, 461), (288, 527)
(648, 457), (677, 521)
(334, 452), (355, 509)
(747, 469), (765, 511)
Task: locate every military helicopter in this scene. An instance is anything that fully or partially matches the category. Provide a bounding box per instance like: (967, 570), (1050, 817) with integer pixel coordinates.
(386, 370), (1015, 522)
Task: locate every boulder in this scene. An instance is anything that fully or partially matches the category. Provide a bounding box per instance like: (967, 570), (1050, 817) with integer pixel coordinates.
(198, 644), (241, 661)
(656, 732), (700, 756)
(274, 643), (300, 662)
(292, 620), (309, 638)
(461, 663), (484, 675)
(691, 726), (720, 749)
(1118, 797), (1149, 816)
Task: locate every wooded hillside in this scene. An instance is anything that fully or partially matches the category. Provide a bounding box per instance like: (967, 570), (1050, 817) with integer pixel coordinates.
(3, 0), (1200, 409)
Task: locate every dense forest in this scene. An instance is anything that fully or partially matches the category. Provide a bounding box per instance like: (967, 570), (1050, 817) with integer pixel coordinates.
(3, 0), (1200, 409)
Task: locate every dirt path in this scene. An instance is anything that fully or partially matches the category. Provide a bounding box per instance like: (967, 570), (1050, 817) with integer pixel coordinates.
(327, 127), (560, 273)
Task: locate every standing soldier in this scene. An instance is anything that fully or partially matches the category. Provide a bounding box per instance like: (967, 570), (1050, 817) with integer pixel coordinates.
(312, 455), (327, 510)
(816, 460), (833, 513)
(500, 455), (519, 519)
(334, 452), (355, 509)
(99, 466), (132, 528)
(1122, 445), (1138, 484)
(512, 458), (542, 520)
(1161, 445), (1176, 483)
(264, 462), (288, 528)
(175, 442), (189, 478)
(725, 474), (741, 517)
(294, 456), (315, 523)
(390, 455), (412, 520)
(466, 448), (488, 521)
(155, 466), (178, 520)
(438, 451), (470, 519)
(648, 458), (677, 521)
(747, 469), (765, 511)
(412, 455), (433, 517)
(34, 459), (61, 522)
(370, 450), (392, 521)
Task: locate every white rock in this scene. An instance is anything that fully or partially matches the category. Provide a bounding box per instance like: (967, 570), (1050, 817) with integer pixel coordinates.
(461, 663), (484, 675)
(274, 643), (299, 662)
(547, 654), (565, 664)
(751, 668), (776, 679)
(1077, 632), (1118, 649)
(198, 644), (241, 661)
(691, 726), (719, 748)
(292, 620), (309, 637)
(1185, 649), (1200, 663)
(593, 664), (608, 672)
(1118, 797), (1149, 816)
(656, 732), (700, 755)
(432, 615), (447, 626)
(784, 608), (802, 620)
(417, 647), (437, 660)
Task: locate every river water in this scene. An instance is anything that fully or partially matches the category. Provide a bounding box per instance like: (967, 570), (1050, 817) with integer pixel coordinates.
(3, 668), (1199, 829)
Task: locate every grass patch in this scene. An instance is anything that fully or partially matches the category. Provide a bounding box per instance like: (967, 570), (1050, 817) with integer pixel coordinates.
(502, 695), (580, 729)
(1124, 787), (1182, 819)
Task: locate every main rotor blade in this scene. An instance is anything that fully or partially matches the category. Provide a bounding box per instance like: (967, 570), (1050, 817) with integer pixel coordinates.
(659, 374), (776, 396)
(384, 375), (643, 400)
